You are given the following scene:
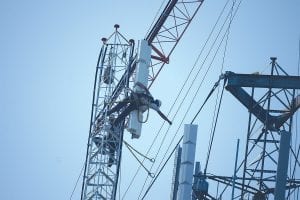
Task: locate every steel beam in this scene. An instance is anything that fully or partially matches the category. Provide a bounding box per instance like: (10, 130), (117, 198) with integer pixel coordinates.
(226, 85), (275, 128)
(225, 71), (300, 131)
(225, 71), (300, 89)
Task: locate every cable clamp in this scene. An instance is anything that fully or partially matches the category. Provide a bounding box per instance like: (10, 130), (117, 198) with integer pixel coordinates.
(148, 172), (155, 178)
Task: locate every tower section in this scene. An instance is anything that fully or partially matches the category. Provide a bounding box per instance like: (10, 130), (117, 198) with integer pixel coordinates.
(81, 25), (135, 200)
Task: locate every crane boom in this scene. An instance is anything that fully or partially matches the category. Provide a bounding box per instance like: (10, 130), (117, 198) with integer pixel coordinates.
(147, 0), (204, 86)
(104, 0), (204, 108)
(80, 1), (204, 199)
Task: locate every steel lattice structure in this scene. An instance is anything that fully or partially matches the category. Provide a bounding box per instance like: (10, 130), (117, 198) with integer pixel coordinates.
(236, 59), (300, 199)
(81, 1), (205, 199)
(81, 26), (135, 200)
(197, 58), (300, 200)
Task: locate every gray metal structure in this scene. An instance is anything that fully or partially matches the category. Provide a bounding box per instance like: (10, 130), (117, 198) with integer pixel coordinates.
(192, 162), (209, 200)
(274, 130), (291, 200)
(170, 146), (182, 200)
(80, 26), (135, 200)
(201, 58), (300, 199)
(81, 1), (205, 199)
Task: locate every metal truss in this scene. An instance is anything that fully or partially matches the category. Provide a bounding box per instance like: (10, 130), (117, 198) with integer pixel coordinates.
(146, 0), (204, 87)
(202, 58), (300, 199)
(233, 58), (300, 199)
(80, 1), (206, 199)
(81, 26), (135, 200)
(101, 0), (205, 111)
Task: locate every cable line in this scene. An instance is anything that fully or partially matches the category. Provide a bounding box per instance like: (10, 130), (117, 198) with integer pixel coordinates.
(141, 77), (224, 200)
(203, 0), (236, 176)
(138, 1), (238, 197)
(203, 0), (238, 176)
(141, 135), (184, 200)
(151, 0), (241, 184)
(125, 142), (155, 177)
(191, 75), (225, 123)
(122, 1), (233, 198)
(141, 76), (224, 200)
(139, 0), (243, 198)
(124, 140), (155, 162)
(145, 0), (168, 38)
(70, 162), (85, 200)
(204, 79), (226, 175)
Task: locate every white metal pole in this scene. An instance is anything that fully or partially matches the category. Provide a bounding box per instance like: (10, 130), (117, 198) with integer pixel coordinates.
(177, 124), (198, 200)
(127, 39), (151, 138)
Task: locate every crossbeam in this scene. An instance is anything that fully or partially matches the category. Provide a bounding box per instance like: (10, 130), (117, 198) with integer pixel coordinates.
(225, 71), (300, 89)
(224, 71), (300, 131)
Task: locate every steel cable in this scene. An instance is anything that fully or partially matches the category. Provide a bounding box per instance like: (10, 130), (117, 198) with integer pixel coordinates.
(70, 163), (85, 200)
(139, 0), (243, 198)
(121, 0), (233, 199)
(137, 1), (236, 198)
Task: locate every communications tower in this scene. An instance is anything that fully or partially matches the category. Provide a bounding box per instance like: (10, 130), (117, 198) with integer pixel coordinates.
(80, 1), (204, 199)
(196, 58), (300, 199)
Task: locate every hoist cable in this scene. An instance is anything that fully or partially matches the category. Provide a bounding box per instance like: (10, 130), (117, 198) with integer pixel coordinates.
(141, 62), (224, 199)
(125, 142), (155, 177)
(138, 1), (236, 197)
(70, 162), (85, 200)
(124, 140), (155, 162)
(141, 79), (223, 200)
(143, 23), (238, 192)
(203, 0), (237, 177)
(191, 77), (223, 123)
(220, 0), (235, 74)
(122, 0), (233, 198)
(140, 0), (243, 198)
(204, 80), (226, 175)
(145, 0), (168, 38)
(140, 135), (184, 200)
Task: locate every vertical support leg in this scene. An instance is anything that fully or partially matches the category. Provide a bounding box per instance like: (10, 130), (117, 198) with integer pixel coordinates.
(231, 139), (240, 200)
(274, 130), (291, 200)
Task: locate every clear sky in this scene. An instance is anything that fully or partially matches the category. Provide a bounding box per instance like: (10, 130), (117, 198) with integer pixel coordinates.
(1, 0), (300, 200)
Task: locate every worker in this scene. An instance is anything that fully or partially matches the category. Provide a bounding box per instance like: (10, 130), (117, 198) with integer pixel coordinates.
(93, 126), (119, 167)
(106, 85), (172, 126)
(93, 116), (119, 167)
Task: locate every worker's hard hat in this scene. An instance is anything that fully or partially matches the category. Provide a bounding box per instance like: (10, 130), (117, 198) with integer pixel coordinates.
(154, 99), (162, 107)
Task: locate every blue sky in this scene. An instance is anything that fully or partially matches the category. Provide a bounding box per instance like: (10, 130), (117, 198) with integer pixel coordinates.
(1, 0), (300, 199)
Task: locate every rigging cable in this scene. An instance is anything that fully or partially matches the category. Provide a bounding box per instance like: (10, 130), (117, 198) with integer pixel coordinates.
(69, 162), (85, 200)
(203, 0), (236, 176)
(124, 140), (155, 162)
(124, 141), (155, 177)
(140, 78), (223, 200)
(204, 79), (226, 175)
(145, 0), (168, 38)
(140, 0), (243, 198)
(146, 0), (241, 193)
(191, 75), (225, 123)
(137, 1), (238, 198)
(121, 0), (233, 198)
